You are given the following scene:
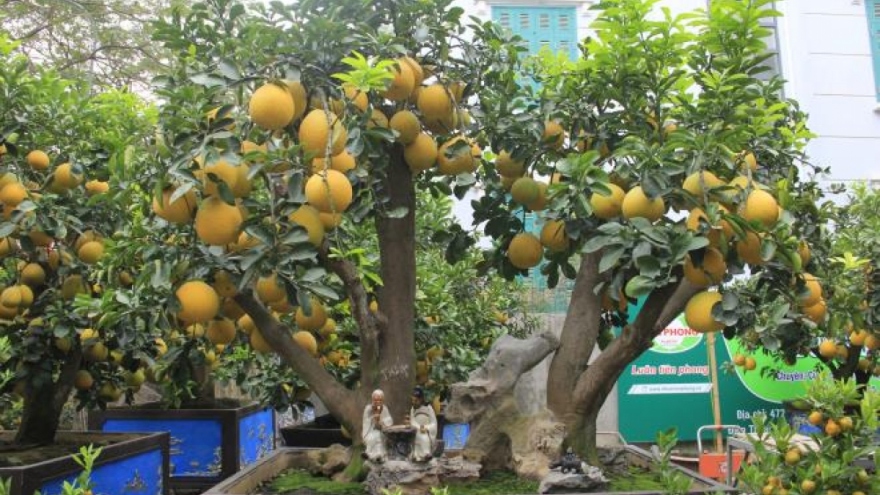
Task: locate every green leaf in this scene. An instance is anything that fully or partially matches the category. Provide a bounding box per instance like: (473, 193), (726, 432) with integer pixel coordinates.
(625, 276), (656, 298)
(599, 244), (626, 273)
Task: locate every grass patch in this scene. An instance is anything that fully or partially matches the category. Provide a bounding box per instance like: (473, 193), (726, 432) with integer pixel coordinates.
(606, 465), (669, 492)
(445, 471), (539, 495)
(269, 469), (364, 495)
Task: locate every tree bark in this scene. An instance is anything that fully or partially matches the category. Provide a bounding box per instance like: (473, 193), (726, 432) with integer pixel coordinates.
(15, 347), (81, 445)
(374, 147), (417, 422)
(233, 292), (363, 439)
(564, 278), (700, 463)
(547, 253), (604, 421)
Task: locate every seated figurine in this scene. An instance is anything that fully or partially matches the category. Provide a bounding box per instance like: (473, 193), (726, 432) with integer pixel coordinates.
(408, 387), (438, 462)
(362, 389), (393, 462)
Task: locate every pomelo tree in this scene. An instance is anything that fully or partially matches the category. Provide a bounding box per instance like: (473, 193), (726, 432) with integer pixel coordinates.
(140, 0), (830, 470)
(130, 0), (529, 445)
(467, 0), (833, 463)
(0, 34), (157, 445)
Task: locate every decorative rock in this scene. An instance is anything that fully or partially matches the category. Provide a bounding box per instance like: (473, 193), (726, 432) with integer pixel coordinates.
(538, 465), (608, 494)
(364, 456), (481, 495)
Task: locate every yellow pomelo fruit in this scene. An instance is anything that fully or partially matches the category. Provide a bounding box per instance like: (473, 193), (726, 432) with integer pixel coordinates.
(739, 151), (758, 172)
(299, 109), (347, 158)
(495, 150), (525, 177)
(318, 211), (343, 230)
(417, 84), (454, 120)
(199, 159), (239, 197)
(26, 150), (50, 171)
(85, 180), (110, 196)
(540, 220), (569, 252)
(510, 177), (539, 206)
(249, 328), (273, 354)
(153, 188), (197, 224)
(802, 299), (826, 324)
(293, 330), (318, 356)
(284, 80), (308, 120)
(799, 273), (823, 307)
(590, 184), (626, 220)
(249, 83), (296, 131)
(526, 182), (548, 211)
(212, 270), (237, 298)
(0, 304), (17, 319)
(404, 133), (438, 172)
(29, 230), (54, 247)
(423, 111), (458, 134)
(741, 190), (779, 228)
(0, 238), (14, 257)
(390, 110), (421, 145)
(289, 205), (325, 247)
(686, 207), (733, 247)
(295, 298), (327, 331)
(0, 182), (27, 206)
(320, 317), (337, 337)
(542, 121), (565, 149)
(236, 313), (257, 335)
(311, 151), (356, 174)
(17, 285), (33, 307)
(241, 140), (268, 160)
(736, 231), (764, 265)
(684, 291), (725, 333)
(342, 83), (369, 112)
(256, 273), (286, 304)
(20, 263), (46, 287)
(195, 197), (244, 246)
(228, 230), (260, 253)
(368, 108), (389, 128)
(186, 323), (205, 339)
(269, 296), (294, 314)
(305, 170), (353, 214)
(507, 233), (543, 269)
(798, 240), (811, 266)
(207, 318), (237, 345)
(222, 298), (245, 320)
(401, 56), (424, 86)
(231, 164), (252, 198)
(61, 275), (88, 300)
(622, 186), (665, 222)
(818, 339), (837, 359)
(382, 59), (416, 101)
(683, 248), (727, 287)
(176, 280), (220, 325)
(75, 230), (101, 251)
(437, 137), (475, 175)
(53, 162), (82, 190)
(1, 286), (21, 308)
(682, 171), (723, 198)
(74, 370), (94, 391)
(77, 240), (104, 264)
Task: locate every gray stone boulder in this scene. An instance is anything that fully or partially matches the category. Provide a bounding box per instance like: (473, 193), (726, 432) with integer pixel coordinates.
(538, 465), (608, 494)
(364, 456), (481, 495)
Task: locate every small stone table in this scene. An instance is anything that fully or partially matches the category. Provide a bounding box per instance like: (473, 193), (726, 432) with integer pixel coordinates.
(384, 425), (416, 461)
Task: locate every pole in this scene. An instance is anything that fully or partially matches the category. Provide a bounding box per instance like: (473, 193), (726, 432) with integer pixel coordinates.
(706, 332), (723, 452)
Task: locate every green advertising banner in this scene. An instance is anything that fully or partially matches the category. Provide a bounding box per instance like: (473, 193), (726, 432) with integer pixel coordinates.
(617, 299), (879, 443)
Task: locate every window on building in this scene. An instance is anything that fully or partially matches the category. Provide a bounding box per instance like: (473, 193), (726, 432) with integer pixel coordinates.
(491, 6), (578, 59)
(865, 0), (880, 100)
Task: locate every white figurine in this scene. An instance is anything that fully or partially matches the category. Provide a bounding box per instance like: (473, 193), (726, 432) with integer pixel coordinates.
(408, 387), (438, 462)
(362, 389), (393, 462)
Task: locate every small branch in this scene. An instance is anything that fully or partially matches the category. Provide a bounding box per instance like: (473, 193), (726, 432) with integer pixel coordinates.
(317, 243), (382, 387)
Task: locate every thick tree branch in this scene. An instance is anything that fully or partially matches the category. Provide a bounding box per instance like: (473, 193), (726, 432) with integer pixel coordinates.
(53, 346), (83, 414)
(233, 291), (360, 433)
(317, 243), (383, 397)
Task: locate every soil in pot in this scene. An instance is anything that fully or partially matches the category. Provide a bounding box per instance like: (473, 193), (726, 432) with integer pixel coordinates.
(0, 434), (138, 467)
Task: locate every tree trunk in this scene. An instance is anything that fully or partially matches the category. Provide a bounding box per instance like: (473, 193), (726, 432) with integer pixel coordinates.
(563, 278), (699, 463)
(374, 147), (417, 422)
(547, 253), (603, 421)
(15, 348), (81, 445)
